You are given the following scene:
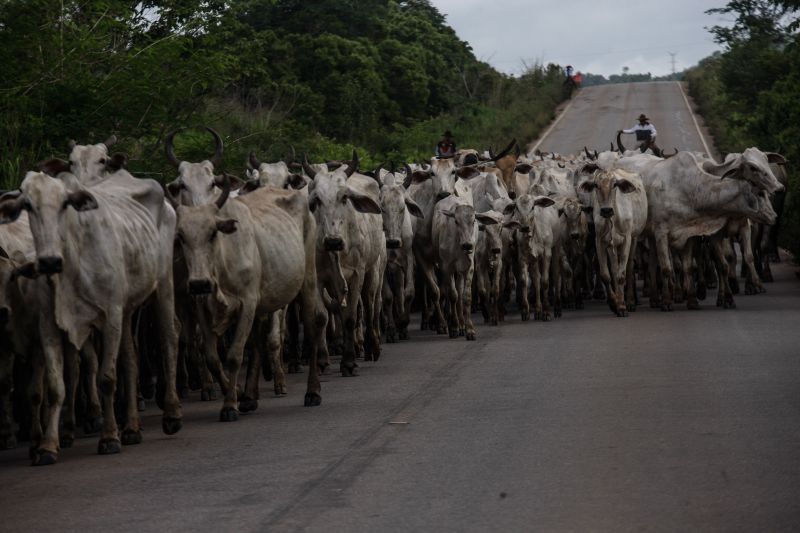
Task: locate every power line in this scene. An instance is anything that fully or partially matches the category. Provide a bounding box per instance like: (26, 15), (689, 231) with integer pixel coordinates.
(668, 52), (677, 74)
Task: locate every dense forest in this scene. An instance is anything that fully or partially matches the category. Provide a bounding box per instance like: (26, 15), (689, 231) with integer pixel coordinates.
(685, 0), (800, 257)
(0, 0), (568, 186)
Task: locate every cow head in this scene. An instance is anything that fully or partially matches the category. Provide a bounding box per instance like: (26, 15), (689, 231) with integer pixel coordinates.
(579, 171), (638, 221)
(304, 152), (381, 253)
(165, 127), (225, 206)
(430, 157), (457, 200)
(508, 163), (533, 200)
(174, 177), (235, 295)
(489, 139), (519, 196)
(0, 172), (98, 275)
(441, 203), (478, 253)
(476, 210), (504, 256)
(67, 135), (121, 184)
(248, 147), (304, 190)
(379, 173), (423, 249)
(720, 148), (784, 194)
(503, 194), (555, 240)
(0, 248), (37, 325)
(560, 197), (588, 242)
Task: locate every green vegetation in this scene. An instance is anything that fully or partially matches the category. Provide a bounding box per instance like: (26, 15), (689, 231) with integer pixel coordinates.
(0, 0), (568, 185)
(684, 0), (800, 258)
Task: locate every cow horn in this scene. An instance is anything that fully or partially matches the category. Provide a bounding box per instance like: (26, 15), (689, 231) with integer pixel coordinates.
(558, 162), (565, 168)
(68, 139), (77, 151)
(214, 173), (231, 209)
(249, 151), (262, 169)
(515, 143), (521, 158)
(165, 129), (182, 168)
(584, 146), (592, 159)
(285, 145), (296, 165)
(206, 127), (224, 167)
(36, 158), (71, 177)
(610, 142), (615, 152)
(103, 135), (117, 148)
(616, 131), (626, 153)
(663, 148), (679, 159)
(344, 150), (359, 178)
(595, 150), (599, 159)
(163, 182), (178, 207)
(491, 139), (517, 161)
(302, 155), (317, 180)
(403, 163), (413, 188)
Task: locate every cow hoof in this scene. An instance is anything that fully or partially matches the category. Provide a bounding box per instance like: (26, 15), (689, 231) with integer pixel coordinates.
(274, 385), (288, 396)
(745, 284), (756, 295)
(179, 386), (190, 400)
(554, 308), (562, 318)
(763, 273), (774, 283)
(466, 332), (476, 341)
(162, 416), (182, 435)
(141, 381), (156, 400)
(723, 298), (736, 309)
(121, 429), (143, 446)
(627, 304), (637, 313)
(386, 334), (397, 344)
(304, 392), (322, 407)
(340, 364), (359, 377)
(521, 311), (530, 321)
(0, 434), (17, 449)
(97, 438), (122, 455)
(318, 360), (329, 374)
(59, 434), (74, 449)
(201, 388), (218, 402)
(31, 449), (58, 466)
(616, 309), (628, 317)
(399, 329), (409, 341)
(420, 320), (428, 330)
(729, 278), (740, 294)
(239, 397), (258, 413)
(458, 328), (466, 337)
(687, 301), (701, 310)
(436, 325), (448, 335)
(83, 416), (103, 436)
(219, 407), (239, 422)
(540, 312), (551, 322)
(697, 285), (707, 301)
(288, 362), (302, 374)
(575, 301), (584, 310)
(137, 398), (146, 412)
(661, 303), (673, 312)
(593, 289), (605, 300)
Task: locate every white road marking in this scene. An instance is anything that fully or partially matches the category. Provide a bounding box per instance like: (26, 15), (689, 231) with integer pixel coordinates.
(675, 81), (714, 159)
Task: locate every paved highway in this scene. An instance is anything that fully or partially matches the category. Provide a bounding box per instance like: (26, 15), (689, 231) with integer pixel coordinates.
(1, 83), (798, 533)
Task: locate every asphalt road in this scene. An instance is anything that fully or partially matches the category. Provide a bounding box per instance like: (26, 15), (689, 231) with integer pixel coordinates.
(533, 81), (712, 157)
(1, 83), (799, 532)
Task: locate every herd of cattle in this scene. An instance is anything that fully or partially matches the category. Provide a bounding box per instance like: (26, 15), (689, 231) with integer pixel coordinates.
(0, 127), (789, 466)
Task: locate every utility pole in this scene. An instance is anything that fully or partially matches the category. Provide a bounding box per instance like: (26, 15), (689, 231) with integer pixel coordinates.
(668, 52), (677, 75)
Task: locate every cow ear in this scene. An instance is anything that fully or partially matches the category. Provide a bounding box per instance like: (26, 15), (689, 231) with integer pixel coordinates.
(502, 202), (516, 215)
(404, 197), (424, 219)
(308, 191), (319, 212)
(287, 174), (307, 190)
(0, 245), (8, 259)
(241, 180), (261, 195)
(766, 152), (787, 165)
(503, 220), (521, 230)
(106, 153), (127, 172)
(166, 180), (184, 199)
(534, 196), (555, 208)
(0, 194), (26, 224)
(579, 181), (597, 192)
(515, 163), (533, 174)
(478, 224), (485, 232)
(475, 213), (499, 225)
(346, 190), (382, 214)
(12, 261), (39, 280)
(215, 218), (238, 234)
(558, 208), (565, 217)
(614, 179), (636, 194)
(65, 190), (98, 212)
(457, 167), (480, 180)
(442, 210), (455, 219)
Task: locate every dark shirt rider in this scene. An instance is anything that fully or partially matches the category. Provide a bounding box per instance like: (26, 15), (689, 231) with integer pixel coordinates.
(436, 130), (457, 158)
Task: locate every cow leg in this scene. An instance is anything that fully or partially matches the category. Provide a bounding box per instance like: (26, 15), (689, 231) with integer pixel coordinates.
(284, 300), (302, 372)
(654, 233), (674, 311)
(382, 271), (396, 343)
(519, 254), (532, 321)
(476, 266), (490, 324)
(301, 273), (326, 407)
(119, 313), (143, 445)
(612, 239), (629, 317)
(724, 238), (739, 295)
(354, 299), (365, 359)
(219, 302), (256, 422)
(268, 310), (287, 396)
(740, 224), (764, 295)
(340, 274), (364, 376)
(0, 344), (16, 449)
(400, 257), (414, 340)
(240, 332), (261, 413)
(625, 239), (639, 312)
(596, 239), (615, 315)
(153, 286), (182, 435)
(93, 308), (126, 456)
(551, 248), (563, 318)
(490, 257), (502, 324)
(59, 343), (80, 449)
(464, 263), (476, 340)
(678, 244), (700, 310)
(532, 257), (544, 321)
(711, 237), (736, 309)
(541, 249), (554, 321)
(418, 254), (446, 334)
(646, 238), (660, 308)
(27, 348), (45, 460)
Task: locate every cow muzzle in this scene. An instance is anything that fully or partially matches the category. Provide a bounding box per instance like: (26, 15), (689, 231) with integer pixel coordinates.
(491, 247), (502, 254)
(0, 306), (9, 325)
(600, 207), (614, 219)
(37, 256), (63, 275)
(570, 232), (580, 240)
(188, 279), (213, 295)
(386, 238), (401, 249)
(508, 191), (517, 200)
(519, 226), (530, 234)
(462, 243), (474, 253)
(436, 191), (451, 201)
(324, 236), (345, 252)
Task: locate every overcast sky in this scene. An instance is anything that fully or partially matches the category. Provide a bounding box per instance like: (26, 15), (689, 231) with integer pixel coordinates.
(430, 0), (730, 77)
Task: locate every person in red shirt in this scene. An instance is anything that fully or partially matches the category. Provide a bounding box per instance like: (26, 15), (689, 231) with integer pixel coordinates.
(436, 130), (457, 158)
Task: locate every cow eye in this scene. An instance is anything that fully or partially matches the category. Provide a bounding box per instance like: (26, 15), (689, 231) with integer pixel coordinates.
(22, 198), (32, 211)
(209, 231), (217, 242)
(99, 158), (107, 165)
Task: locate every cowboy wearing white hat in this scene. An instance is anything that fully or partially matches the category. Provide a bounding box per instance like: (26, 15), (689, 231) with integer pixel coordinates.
(618, 114), (658, 152)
